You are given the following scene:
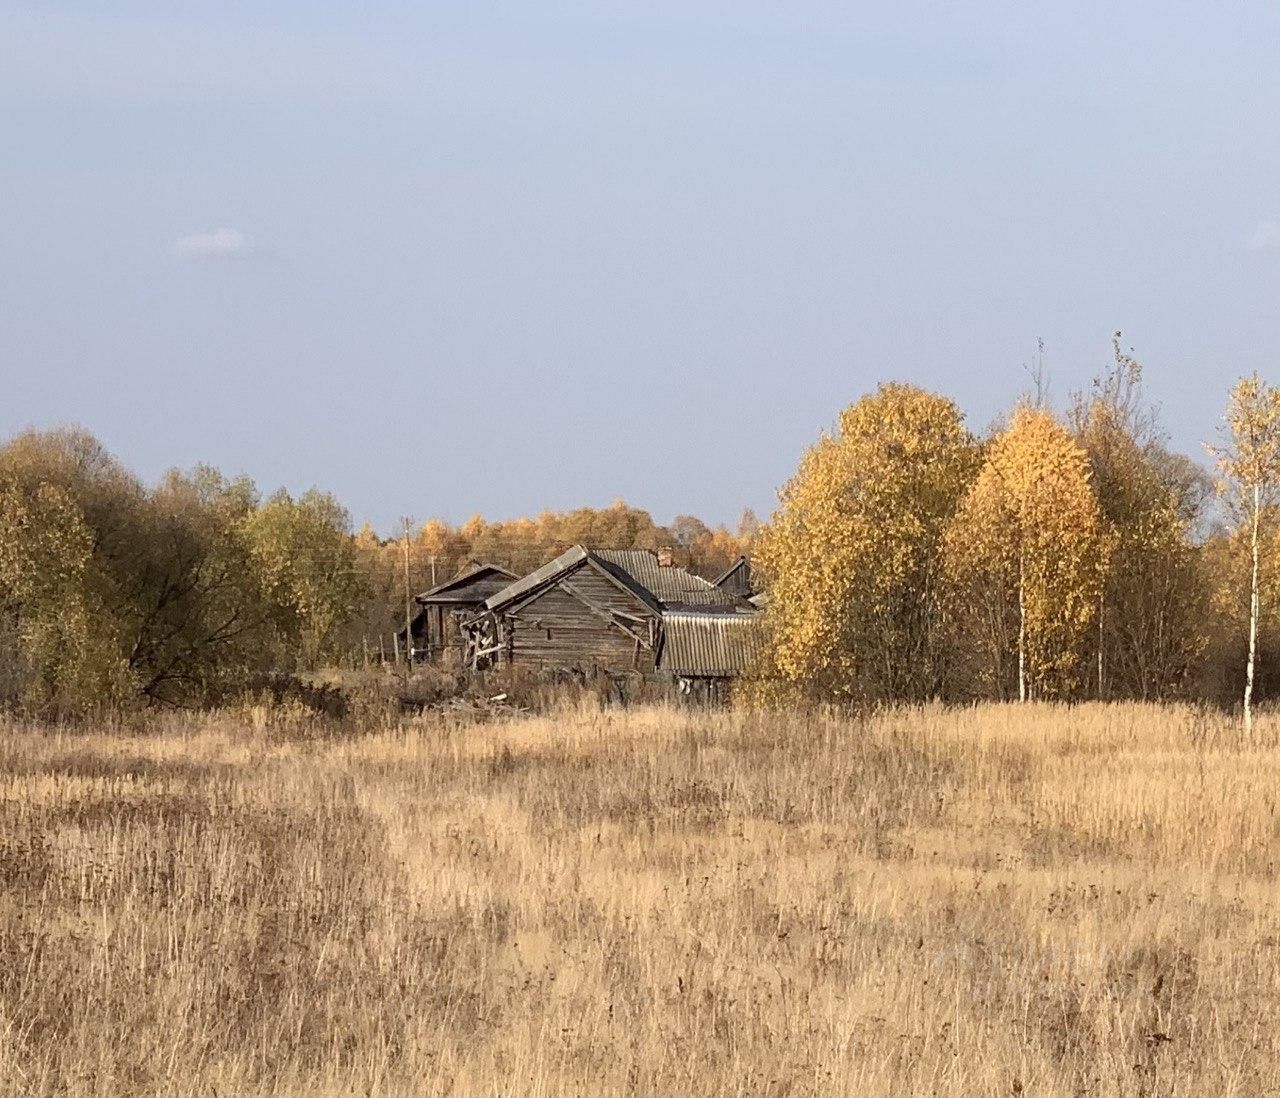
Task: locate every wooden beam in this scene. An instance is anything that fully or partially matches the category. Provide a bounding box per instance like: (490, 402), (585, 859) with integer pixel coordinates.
(562, 580), (653, 648)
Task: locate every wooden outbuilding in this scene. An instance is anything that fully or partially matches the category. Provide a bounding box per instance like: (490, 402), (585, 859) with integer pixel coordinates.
(661, 609), (767, 701)
(409, 562), (517, 663)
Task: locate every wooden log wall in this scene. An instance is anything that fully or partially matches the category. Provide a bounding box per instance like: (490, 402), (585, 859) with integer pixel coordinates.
(505, 573), (658, 674)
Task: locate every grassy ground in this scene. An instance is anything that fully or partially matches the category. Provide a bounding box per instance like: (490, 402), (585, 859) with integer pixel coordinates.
(0, 702), (1278, 1095)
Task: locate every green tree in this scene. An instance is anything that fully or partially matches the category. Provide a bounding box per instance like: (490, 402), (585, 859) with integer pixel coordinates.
(245, 489), (366, 668)
(0, 429), (146, 710)
(0, 480), (124, 712)
(0, 430), (281, 708)
(124, 467), (271, 704)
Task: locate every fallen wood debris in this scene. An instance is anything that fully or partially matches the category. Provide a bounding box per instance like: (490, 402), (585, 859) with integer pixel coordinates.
(421, 694), (529, 719)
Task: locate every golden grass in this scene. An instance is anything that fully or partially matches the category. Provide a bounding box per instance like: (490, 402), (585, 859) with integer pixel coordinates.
(1, 702), (1279, 1095)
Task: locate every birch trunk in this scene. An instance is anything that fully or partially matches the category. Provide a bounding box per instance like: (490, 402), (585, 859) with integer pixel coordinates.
(1246, 481), (1260, 736)
(1018, 549), (1027, 703)
(1097, 588), (1105, 700)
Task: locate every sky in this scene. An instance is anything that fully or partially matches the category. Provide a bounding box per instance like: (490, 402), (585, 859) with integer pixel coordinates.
(2, 3), (1279, 533)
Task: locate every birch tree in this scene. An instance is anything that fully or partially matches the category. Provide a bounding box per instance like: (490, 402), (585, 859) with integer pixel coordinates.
(944, 407), (1106, 700)
(1209, 375), (1280, 734)
(1072, 336), (1210, 699)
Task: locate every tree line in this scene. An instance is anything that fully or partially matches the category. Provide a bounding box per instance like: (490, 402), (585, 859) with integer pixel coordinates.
(6, 337), (1276, 718)
(0, 426), (754, 713)
(757, 337), (1280, 718)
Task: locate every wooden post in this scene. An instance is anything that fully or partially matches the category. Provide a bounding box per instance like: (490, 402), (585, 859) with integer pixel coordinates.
(392, 632), (400, 664)
(362, 635), (370, 670)
(401, 517), (414, 668)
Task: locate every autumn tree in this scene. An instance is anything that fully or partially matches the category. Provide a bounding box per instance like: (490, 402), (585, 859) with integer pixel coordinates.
(1208, 375), (1280, 733)
(0, 429), (279, 709)
(757, 383), (978, 700)
(670, 513), (753, 578)
(0, 480), (125, 712)
(426, 501), (744, 582)
(1071, 335), (1211, 699)
(127, 467), (272, 703)
(243, 489), (366, 669)
(944, 406), (1106, 701)
(0, 429), (153, 710)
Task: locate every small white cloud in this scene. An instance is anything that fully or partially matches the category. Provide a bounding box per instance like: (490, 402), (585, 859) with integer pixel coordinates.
(173, 227), (250, 258)
(1246, 221), (1280, 251)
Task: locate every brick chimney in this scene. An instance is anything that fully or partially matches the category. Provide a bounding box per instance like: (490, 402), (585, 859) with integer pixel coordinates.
(656, 545), (675, 567)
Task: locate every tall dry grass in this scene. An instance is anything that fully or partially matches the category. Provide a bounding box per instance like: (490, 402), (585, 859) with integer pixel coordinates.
(0, 702), (1278, 1095)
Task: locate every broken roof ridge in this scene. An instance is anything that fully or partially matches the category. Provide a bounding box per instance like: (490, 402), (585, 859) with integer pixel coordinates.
(483, 544), (593, 612)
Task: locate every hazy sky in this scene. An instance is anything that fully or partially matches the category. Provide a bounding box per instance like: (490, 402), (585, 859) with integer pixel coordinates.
(3, 3), (1279, 532)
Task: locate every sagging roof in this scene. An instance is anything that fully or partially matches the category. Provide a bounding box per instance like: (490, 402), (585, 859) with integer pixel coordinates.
(416, 561), (518, 605)
(593, 549), (746, 609)
(659, 611), (766, 678)
(483, 546), (597, 612)
(484, 545), (750, 614)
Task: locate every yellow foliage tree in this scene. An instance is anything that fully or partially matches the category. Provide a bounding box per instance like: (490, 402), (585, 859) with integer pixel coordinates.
(756, 383), (978, 700)
(1208, 374), (1280, 733)
(1071, 336), (1210, 699)
(944, 406), (1106, 700)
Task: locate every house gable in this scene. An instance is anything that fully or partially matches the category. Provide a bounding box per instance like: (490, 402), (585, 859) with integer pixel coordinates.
(505, 576), (657, 672)
(711, 556), (754, 599)
(417, 562), (517, 606)
(467, 544), (759, 679)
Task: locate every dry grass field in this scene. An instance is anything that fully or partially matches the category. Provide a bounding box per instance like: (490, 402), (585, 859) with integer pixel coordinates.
(1, 701), (1278, 1096)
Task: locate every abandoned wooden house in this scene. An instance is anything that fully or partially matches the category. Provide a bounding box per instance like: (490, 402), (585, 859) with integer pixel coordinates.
(405, 561), (517, 662)
(460, 545), (763, 691)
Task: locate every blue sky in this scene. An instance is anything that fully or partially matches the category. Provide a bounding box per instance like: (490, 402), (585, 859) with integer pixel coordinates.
(3, 3), (1279, 532)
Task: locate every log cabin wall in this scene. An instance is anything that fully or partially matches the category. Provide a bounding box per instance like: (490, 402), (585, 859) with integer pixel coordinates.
(503, 563), (659, 673)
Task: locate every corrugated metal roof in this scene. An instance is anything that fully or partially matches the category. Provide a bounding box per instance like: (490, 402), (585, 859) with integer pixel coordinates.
(659, 611), (766, 677)
(417, 562), (518, 605)
(594, 549), (746, 609)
